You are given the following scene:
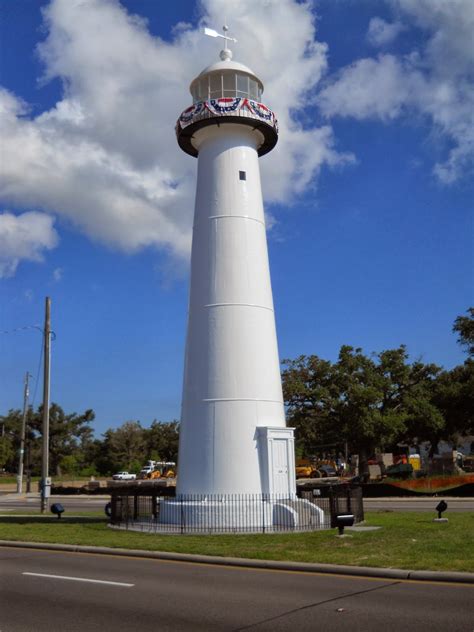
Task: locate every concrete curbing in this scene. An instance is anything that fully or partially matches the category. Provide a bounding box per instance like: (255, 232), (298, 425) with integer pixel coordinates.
(0, 539), (473, 584)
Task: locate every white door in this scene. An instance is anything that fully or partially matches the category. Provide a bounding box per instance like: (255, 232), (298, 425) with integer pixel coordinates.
(272, 439), (290, 495)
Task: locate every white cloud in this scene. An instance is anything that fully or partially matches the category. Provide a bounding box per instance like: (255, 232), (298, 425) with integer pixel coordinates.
(367, 17), (405, 47)
(396, 0), (474, 78)
(53, 267), (63, 282)
(319, 0), (474, 183)
(0, 0), (352, 276)
(0, 211), (58, 278)
(319, 54), (417, 121)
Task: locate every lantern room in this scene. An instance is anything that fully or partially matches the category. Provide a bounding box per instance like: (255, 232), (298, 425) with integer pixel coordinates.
(176, 48), (278, 158)
(190, 60), (264, 103)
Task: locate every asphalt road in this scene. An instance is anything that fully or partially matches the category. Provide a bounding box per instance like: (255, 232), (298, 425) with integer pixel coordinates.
(0, 546), (472, 632)
(1, 494), (474, 513)
(0, 494), (109, 513)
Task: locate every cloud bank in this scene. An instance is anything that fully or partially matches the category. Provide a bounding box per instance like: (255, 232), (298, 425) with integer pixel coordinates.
(0, 0), (351, 276)
(319, 0), (474, 184)
(1, 0), (472, 278)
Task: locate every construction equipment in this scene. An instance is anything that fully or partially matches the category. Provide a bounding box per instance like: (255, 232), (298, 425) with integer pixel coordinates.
(295, 459), (318, 479)
(296, 458), (339, 479)
(143, 461), (176, 479)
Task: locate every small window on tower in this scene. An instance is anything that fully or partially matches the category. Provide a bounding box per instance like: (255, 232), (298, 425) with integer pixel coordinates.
(239, 171), (246, 181)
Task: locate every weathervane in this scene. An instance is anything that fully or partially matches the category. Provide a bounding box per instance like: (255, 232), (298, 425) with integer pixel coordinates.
(204, 23), (237, 60)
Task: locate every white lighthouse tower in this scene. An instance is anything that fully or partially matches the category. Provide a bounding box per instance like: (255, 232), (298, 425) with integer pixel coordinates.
(161, 27), (321, 529)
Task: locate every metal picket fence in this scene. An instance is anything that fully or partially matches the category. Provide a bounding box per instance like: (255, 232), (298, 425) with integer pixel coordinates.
(109, 485), (364, 534)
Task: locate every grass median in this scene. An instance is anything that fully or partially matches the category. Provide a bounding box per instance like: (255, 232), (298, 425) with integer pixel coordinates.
(0, 511), (472, 573)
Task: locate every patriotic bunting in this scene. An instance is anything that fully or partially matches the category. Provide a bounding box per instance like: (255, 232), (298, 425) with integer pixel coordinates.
(247, 100), (273, 121)
(177, 98), (278, 133)
(207, 98), (243, 114)
(179, 102), (206, 124)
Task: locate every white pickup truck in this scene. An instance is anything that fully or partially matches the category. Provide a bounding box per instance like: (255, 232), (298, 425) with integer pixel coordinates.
(112, 471), (136, 480)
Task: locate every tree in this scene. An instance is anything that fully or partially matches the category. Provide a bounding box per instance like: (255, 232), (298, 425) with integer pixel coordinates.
(102, 421), (146, 472)
(429, 309), (474, 450)
(453, 307), (474, 357)
(0, 404), (95, 476)
(145, 420), (180, 462)
(282, 345), (443, 476)
(59, 454), (80, 477)
(0, 434), (14, 470)
(281, 354), (338, 454)
(0, 407), (37, 473)
(432, 361), (474, 448)
(29, 404), (95, 476)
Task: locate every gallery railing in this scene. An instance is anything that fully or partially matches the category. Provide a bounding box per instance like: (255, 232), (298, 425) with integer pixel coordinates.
(109, 485), (364, 534)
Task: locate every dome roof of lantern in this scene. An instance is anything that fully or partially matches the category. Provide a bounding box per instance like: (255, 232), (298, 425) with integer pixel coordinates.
(190, 58), (263, 93)
(198, 59), (260, 81)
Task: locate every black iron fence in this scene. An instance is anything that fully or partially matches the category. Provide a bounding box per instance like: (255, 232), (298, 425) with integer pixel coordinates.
(109, 485), (363, 534)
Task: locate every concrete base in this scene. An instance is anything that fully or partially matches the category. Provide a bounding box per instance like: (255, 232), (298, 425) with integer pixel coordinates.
(158, 497), (325, 532)
(433, 517), (449, 523)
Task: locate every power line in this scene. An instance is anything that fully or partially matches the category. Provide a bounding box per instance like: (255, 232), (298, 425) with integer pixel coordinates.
(0, 324), (42, 335)
(1, 323), (56, 409)
(31, 332), (44, 410)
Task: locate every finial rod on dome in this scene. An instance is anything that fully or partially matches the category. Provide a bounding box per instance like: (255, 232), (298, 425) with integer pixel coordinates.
(203, 24), (237, 61)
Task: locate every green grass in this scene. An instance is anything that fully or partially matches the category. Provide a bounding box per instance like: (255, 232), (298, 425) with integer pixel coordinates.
(0, 476), (38, 486)
(0, 476), (107, 485)
(0, 511), (472, 572)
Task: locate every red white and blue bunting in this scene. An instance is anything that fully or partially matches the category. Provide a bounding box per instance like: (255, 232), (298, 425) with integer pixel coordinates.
(246, 100), (273, 121)
(179, 101), (206, 123)
(178, 98), (278, 132)
(207, 97), (243, 114)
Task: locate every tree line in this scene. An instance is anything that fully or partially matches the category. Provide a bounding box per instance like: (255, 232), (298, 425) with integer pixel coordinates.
(1, 308), (472, 478)
(0, 408), (179, 477)
(282, 308), (473, 473)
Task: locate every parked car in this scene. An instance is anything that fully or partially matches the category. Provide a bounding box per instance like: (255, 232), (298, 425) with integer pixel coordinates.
(112, 471), (136, 480)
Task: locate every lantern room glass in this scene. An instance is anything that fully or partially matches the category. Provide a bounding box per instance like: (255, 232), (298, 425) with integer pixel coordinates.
(192, 72), (262, 103)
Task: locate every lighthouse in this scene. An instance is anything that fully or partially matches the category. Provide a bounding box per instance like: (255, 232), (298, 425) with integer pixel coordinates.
(161, 27), (322, 529)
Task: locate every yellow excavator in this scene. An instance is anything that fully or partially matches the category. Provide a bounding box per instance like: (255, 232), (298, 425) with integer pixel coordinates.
(147, 462), (176, 479)
(295, 458), (317, 478)
(295, 458), (338, 479)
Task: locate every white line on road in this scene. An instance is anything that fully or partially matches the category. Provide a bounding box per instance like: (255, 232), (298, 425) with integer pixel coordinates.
(22, 572), (134, 587)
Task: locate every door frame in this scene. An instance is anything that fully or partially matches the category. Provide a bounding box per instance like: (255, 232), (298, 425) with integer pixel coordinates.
(257, 426), (296, 497)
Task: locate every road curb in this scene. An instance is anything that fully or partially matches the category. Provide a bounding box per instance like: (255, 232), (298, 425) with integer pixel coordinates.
(0, 539), (473, 584)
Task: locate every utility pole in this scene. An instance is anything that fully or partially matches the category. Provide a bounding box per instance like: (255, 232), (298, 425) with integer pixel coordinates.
(16, 371), (31, 494)
(40, 297), (51, 513)
(25, 432), (32, 493)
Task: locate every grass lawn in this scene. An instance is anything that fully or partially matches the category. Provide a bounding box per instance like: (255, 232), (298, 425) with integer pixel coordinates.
(0, 511), (472, 572)
(0, 476), (107, 485)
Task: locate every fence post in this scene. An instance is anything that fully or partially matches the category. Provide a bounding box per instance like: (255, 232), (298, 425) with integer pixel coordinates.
(110, 495), (116, 525)
(133, 493), (138, 521)
(124, 492), (129, 529)
(329, 486), (337, 529)
(358, 485), (364, 522)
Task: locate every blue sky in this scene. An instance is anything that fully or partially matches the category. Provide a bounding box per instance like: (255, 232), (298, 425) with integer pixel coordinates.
(1, 0), (472, 436)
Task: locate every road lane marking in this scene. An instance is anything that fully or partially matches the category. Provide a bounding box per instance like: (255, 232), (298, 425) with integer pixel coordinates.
(22, 572), (134, 587)
(6, 548), (471, 588)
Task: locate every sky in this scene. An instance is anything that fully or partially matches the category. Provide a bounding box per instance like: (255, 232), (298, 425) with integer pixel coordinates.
(1, 0), (472, 436)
